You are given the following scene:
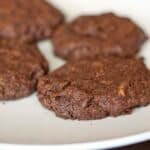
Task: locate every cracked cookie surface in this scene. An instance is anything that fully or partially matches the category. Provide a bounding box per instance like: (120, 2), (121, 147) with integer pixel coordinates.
(0, 0), (63, 42)
(37, 57), (150, 120)
(0, 40), (48, 100)
(53, 13), (147, 60)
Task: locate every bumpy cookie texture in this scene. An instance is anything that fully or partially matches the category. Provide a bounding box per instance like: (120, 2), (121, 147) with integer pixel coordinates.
(0, 40), (48, 100)
(38, 57), (150, 120)
(0, 0), (63, 42)
(53, 13), (147, 60)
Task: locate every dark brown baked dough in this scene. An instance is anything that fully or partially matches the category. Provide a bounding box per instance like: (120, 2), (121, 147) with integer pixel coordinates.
(0, 40), (48, 100)
(37, 57), (150, 120)
(53, 13), (147, 60)
(0, 0), (63, 42)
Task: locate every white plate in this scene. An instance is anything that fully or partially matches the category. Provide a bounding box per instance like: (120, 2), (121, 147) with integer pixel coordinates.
(0, 0), (150, 150)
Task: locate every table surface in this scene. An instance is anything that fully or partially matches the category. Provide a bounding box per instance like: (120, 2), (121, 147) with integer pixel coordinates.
(113, 141), (150, 150)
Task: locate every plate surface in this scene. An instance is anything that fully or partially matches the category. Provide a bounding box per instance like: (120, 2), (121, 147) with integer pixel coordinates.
(0, 0), (150, 149)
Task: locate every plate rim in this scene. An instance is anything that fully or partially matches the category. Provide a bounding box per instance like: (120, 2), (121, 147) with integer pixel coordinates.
(0, 131), (150, 150)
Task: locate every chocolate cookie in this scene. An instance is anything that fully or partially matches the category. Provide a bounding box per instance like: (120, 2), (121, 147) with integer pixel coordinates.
(53, 13), (147, 60)
(0, 0), (63, 42)
(0, 40), (48, 100)
(37, 57), (150, 120)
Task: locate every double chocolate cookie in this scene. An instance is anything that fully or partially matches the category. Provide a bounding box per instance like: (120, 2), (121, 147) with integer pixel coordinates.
(53, 13), (147, 60)
(38, 57), (150, 120)
(0, 0), (63, 42)
(0, 40), (48, 100)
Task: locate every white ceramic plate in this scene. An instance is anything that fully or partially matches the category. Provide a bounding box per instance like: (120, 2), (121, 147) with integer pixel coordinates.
(0, 0), (150, 150)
